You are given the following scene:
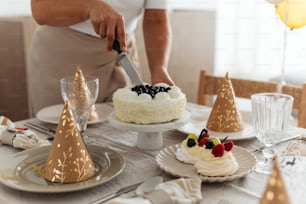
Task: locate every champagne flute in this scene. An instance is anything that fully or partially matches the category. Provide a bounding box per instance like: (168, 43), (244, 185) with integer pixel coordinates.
(60, 76), (99, 142)
(251, 92), (293, 174)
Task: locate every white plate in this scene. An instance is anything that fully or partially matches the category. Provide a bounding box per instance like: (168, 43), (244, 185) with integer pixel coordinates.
(0, 145), (125, 193)
(177, 108), (255, 141)
(36, 103), (113, 125)
(156, 144), (256, 183)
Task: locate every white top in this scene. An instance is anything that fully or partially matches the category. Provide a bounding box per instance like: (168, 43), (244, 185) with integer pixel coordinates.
(70, 0), (168, 36)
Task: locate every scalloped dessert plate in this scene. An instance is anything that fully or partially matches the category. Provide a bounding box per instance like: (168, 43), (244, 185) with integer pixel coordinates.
(156, 144), (256, 183)
(177, 108), (255, 141)
(0, 145), (125, 193)
(36, 103), (113, 125)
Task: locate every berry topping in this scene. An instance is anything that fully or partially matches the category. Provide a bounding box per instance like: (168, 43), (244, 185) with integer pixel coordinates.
(131, 84), (171, 99)
(187, 138), (197, 147)
(187, 133), (198, 141)
(210, 137), (221, 145)
(212, 144), (225, 157)
(198, 128), (209, 142)
(205, 140), (215, 149)
(198, 137), (209, 147)
(224, 141), (234, 151)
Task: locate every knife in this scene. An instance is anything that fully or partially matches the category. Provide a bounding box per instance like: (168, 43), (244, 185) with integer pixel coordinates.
(112, 38), (144, 85)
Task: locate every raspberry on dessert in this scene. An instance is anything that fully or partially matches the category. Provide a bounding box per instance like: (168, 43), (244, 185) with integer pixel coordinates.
(198, 137), (209, 147)
(224, 141), (234, 151)
(212, 144), (225, 157)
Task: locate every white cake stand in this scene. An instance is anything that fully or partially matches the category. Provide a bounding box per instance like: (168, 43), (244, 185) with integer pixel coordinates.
(108, 111), (190, 150)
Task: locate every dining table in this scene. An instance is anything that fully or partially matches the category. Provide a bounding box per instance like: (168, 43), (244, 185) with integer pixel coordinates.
(0, 102), (305, 204)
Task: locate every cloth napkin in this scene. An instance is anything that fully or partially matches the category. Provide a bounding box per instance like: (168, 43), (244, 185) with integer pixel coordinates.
(0, 116), (50, 150)
(105, 177), (202, 204)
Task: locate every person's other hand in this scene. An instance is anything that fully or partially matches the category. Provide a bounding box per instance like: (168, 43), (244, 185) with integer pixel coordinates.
(151, 69), (174, 86)
(88, 1), (126, 52)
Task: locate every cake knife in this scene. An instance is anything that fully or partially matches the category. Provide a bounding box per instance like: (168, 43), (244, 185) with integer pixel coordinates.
(112, 38), (144, 85)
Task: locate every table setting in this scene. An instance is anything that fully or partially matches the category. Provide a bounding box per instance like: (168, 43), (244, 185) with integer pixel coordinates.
(1, 69), (306, 204)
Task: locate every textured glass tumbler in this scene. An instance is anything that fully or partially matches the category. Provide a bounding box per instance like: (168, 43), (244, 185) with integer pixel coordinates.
(60, 76), (99, 142)
(251, 92), (293, 174)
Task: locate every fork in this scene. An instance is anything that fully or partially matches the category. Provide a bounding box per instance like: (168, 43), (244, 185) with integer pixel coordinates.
(252, 134), (305, 152)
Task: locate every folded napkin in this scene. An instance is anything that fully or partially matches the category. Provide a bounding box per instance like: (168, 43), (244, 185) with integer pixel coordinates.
(0, 116), (50, 150)
(105, 177), (202, 204)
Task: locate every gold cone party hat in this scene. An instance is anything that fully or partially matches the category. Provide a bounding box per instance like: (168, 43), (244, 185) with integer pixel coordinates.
(43, 101), (96, 183)
(206, 72), (243, 132)
(73, 66), (98, 121)
(260, 158), (291, 204)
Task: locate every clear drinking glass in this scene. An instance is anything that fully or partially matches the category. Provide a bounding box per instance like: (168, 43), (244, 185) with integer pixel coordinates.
(251, 92), (293, 174)
(60, 76), (99, 141)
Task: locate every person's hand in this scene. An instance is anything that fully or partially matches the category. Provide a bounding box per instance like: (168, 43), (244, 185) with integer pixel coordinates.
(88, 0), (126, 52)
(151, 69), (174, 86)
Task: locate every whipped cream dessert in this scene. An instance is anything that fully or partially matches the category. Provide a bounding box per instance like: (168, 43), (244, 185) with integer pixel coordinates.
(175, 134), (201, 164)
(195, 148), (239, 176)
(112, 83), (186, 124)
(176, 128), (239, 177)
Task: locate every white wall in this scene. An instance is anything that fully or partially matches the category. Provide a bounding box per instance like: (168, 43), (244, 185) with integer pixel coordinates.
(135, 9), (216, 103)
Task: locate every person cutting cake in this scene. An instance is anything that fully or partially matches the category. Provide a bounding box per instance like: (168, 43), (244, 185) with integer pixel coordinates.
(28, 0), (174, 115)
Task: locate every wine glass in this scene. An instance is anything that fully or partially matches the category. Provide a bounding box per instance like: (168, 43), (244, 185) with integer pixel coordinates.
(251, 92), (293, 174)
(60, 76), (99, 142)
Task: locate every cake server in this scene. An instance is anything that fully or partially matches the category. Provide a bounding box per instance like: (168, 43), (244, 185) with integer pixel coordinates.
(112, 38), (144, 85)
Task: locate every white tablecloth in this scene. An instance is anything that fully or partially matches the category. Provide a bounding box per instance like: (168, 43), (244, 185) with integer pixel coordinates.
(0, 103), (304, 204)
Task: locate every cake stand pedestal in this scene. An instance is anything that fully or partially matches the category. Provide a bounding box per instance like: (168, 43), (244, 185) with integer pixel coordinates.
(108, 112), (190, 150)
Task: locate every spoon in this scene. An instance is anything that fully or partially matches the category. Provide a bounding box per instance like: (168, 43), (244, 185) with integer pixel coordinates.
(135, 176), (163, 197)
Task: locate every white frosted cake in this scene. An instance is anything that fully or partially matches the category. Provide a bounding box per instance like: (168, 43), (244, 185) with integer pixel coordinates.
(112, 83), (186, 124)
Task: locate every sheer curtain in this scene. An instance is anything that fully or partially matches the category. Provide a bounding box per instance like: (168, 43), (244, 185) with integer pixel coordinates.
(214, 0), (306, 84)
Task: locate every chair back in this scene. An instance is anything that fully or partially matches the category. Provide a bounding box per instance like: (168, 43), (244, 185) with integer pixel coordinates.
(197, 69), (306, 128)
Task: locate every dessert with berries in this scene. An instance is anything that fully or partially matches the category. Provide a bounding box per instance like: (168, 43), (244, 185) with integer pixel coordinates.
(112, 83), (186, 124)
(175, 128), (239, 177)
(175, 133), (202, 164)
(195, 135), (239, 177)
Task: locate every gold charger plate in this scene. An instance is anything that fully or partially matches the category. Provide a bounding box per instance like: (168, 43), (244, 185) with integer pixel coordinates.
(0, 145), (125, 193)
(156, 144), (256, 182)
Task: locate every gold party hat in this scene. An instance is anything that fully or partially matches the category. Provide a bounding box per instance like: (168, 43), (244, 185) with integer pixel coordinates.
(206, 72), (243, 132)
(73, 67), (98, 121)
(260, 158), (291, 204)
(43, 101), (96, 183)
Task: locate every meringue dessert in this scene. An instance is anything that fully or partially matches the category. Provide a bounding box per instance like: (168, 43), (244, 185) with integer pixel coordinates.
(112, 83), (186, 124)
(176, 128), (239, 177)
(175, 133), (201, 164)
(195, 143), (239, 177)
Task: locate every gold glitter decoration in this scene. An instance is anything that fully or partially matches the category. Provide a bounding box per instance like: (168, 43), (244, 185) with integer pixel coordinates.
(206, 72), (244, 132)
(43, 101), (96, 183)
(72, 67), (98, 121)
(260, 157), (291, 204)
